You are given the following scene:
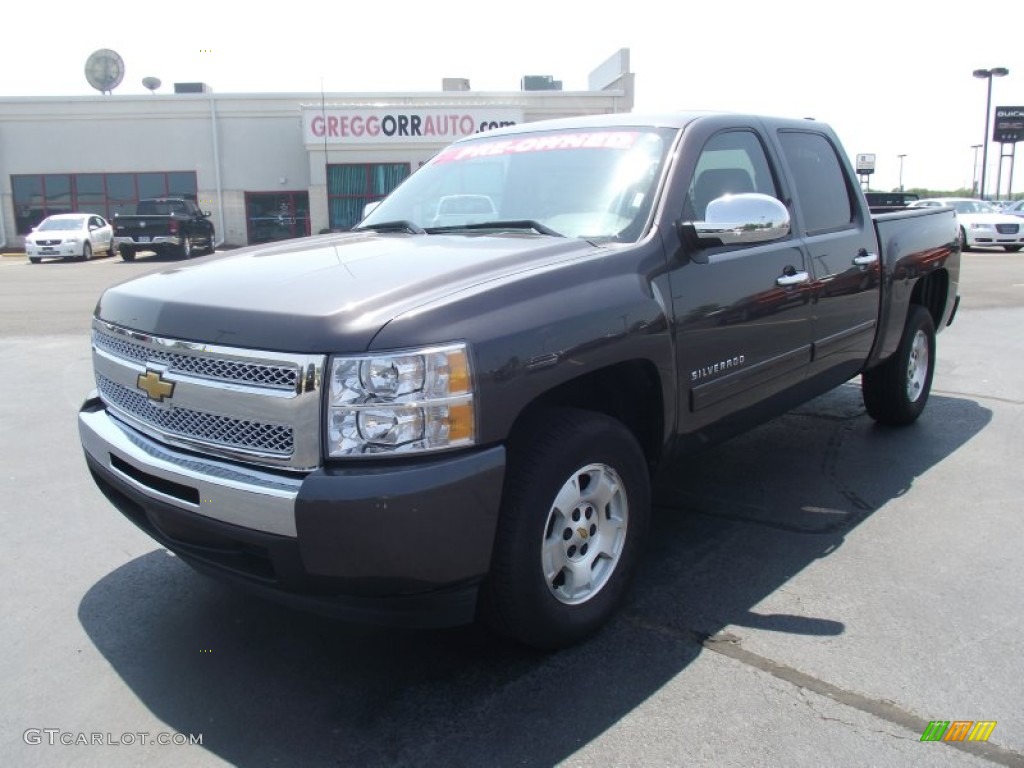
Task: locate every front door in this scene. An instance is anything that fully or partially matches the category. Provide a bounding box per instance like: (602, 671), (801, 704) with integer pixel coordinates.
(668, 129), (814, 431)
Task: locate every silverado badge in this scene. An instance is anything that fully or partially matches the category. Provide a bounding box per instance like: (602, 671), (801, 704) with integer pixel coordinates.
(136, 369), (175, 402)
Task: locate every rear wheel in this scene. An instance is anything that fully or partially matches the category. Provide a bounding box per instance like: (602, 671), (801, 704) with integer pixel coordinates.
(120, 246), (136, 262)
(179, 237), (192, 259)
(480, 408), (650, 649)
(1004, 245), (1022, 252)
(862, 305), (936, 425)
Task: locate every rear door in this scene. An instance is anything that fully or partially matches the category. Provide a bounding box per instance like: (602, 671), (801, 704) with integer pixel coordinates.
(775, 130), (880, 381)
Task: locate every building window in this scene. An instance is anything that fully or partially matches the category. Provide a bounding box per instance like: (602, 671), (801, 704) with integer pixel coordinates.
(327, 163), (409, 231)
(245, 192), (310, 245)
(11, 171), (198, 234)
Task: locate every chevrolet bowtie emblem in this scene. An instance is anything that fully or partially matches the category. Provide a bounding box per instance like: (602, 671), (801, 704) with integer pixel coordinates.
(137, 370), (175, 402)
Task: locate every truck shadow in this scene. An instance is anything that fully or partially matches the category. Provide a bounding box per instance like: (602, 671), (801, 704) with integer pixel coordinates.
(77, 384), (990, 767)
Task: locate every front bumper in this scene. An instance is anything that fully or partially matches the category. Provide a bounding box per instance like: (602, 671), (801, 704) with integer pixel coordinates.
(967, 228), (1024, 247)
(26, 243), (85, 258)
(79, 395), (506, 627)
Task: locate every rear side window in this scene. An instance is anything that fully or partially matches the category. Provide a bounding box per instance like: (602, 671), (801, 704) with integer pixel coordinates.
(778, 132), (854, 234)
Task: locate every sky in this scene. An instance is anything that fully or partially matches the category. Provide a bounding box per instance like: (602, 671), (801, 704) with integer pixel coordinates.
(4, 0), (1023, 195)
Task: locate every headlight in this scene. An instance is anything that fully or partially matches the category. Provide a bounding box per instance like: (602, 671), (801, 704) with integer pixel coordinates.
(969, 223), (993, 231)
(327, 343), (474, 457)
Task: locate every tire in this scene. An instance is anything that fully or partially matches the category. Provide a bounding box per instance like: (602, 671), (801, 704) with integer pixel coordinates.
(80, 242), (92, 262)
(480, 408), (651, 649)
(29, 256), (41, 264)
(1004, 245), (1022, 252)
(958, 227), (970, 252)
(120, 246), (136, 262)
(862, 305), (936, 425)
(179, 237), (192, 259)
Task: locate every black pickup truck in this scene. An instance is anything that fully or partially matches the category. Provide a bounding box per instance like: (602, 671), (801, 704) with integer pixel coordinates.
(112, 197), (216, 261)
(79, 112), (960, 649)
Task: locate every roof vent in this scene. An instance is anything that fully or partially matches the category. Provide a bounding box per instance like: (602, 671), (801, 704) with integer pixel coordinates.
(521, 75), (562, 91)
(173, 82), (212, 94)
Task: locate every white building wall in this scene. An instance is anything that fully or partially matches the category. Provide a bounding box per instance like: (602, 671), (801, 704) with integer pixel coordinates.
(0, 83), (633, 249)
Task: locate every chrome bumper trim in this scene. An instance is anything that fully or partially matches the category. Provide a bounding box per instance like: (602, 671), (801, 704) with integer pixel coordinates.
(80, 405), (301, 537)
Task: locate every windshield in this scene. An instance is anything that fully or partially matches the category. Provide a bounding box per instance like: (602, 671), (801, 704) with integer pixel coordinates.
(37, 217), (85, 231)
(949, 200), (997, 214)
(359, 128), (674, 242)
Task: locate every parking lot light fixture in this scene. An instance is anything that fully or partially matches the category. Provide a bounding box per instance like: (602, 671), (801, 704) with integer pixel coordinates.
(970, 145), (983, 196)
(897, 154), (907, 192)
(973, 67), (1009, 200)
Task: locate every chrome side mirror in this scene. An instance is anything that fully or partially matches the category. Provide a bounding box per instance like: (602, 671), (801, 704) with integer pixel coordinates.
(684, 193), (791, 247)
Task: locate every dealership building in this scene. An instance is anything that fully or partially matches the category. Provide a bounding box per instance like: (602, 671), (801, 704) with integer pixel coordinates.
(0, 50), (634, 250)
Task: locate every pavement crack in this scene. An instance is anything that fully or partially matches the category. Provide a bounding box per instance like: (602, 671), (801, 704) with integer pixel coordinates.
(690, 627), (1024, 767)
(931, 388), (1024, 406)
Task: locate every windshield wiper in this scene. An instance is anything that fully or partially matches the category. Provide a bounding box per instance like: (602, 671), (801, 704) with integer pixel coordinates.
(352, 220), (426, 234)
(425, 220), (564, 237)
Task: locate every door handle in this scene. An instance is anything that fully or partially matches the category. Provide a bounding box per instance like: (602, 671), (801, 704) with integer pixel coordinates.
(853, 251), (879, 266)
(776, 271), (810, 287)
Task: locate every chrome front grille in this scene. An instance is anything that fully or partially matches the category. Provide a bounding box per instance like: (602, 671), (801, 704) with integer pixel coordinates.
(97, 375), (294, 455)
(92, 319), (325, 471)
(93, 330), (297, 389)
(996, 224), (1019, 235)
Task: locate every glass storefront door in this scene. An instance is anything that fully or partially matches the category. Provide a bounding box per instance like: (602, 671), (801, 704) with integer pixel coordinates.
(245, 192), (310, 244)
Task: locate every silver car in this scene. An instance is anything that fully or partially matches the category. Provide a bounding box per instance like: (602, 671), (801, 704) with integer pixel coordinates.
(25, 214), (115, 263)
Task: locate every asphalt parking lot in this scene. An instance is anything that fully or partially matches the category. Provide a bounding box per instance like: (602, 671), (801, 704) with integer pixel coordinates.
(1, 247), (1022, 767)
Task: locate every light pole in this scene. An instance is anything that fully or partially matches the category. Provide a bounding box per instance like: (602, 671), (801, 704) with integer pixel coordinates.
(973, 67), (1009, 200)
(897, 154), (907, 192)
(971, 144), (983, 196)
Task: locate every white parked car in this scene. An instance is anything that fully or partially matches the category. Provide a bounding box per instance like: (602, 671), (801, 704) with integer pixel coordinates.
(25, 213), (115, 263)
(908, 198), (1023, 252)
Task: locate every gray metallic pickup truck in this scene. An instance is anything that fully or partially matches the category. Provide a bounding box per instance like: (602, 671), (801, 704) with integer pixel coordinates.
(79, 112), (960, 649)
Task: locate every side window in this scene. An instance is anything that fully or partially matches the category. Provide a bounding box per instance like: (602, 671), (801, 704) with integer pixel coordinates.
(778, 131), (854, 234)
(685, 130), (779, 220)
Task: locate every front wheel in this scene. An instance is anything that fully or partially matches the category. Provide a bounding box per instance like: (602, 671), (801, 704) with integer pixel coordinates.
(80, 242), (92, 262)
(480, 408), (651, 649)
(959, 227), (970, 252)
(29, 256), (41, 264)
(120, 246), (136, 262)
(1004, 245), (1022, 252)
(862, 305), (936, 425)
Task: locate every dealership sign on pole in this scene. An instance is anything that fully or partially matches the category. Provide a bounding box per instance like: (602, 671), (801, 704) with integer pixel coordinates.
(856, 153), (876, 175)
(993, 107), (1024, 143)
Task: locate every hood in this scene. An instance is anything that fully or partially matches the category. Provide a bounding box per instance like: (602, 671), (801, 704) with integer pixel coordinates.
(957, 212), (1022, 225)
(96, 231), (599, 352)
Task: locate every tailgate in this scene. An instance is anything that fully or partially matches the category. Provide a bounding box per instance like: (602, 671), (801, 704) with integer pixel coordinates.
(114, 216), (174, 236)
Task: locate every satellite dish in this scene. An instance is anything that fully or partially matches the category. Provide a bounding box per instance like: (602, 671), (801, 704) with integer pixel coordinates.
(85, 49), (125, 94)
(142, 76), (162, 93)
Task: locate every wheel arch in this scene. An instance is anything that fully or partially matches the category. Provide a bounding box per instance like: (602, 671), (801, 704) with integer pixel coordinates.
(504, 360), (666, 473)
(910, 268), (950, 330)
